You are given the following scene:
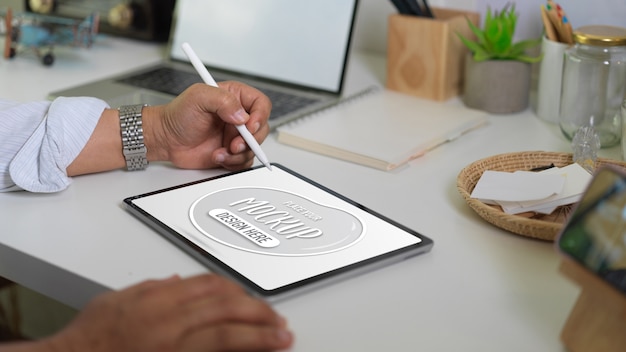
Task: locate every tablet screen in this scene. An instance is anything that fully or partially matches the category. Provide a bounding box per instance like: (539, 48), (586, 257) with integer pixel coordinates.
(124, 164), (433, 299)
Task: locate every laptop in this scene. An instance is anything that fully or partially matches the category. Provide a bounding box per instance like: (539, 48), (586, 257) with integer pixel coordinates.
(49, 0), (360, 129)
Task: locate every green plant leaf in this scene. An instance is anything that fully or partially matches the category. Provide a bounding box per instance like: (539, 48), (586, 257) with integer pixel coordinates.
(473, 50), (493, 61)
(484, 6), (493, 29)
(493, 26), (513, 54)
(516, 53), (543, 63)
(457, 33), (493, 61)
(466, 18), (487, 48)
(511, 38), (542, 52)
(455, 2), (541, 62)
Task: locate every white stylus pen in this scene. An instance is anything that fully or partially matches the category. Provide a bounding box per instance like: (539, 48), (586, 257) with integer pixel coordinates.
(181, 42), (272, 171)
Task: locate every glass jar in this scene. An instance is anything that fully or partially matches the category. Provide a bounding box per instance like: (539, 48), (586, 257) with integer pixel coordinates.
(559, 25), (626, 148)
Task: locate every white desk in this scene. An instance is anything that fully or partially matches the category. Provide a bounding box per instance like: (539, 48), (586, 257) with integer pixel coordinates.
(1, 35), (622, 351)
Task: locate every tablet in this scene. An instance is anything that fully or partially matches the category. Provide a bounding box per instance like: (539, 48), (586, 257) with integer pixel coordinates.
(557, 165), (626, 296)
(124, 163), (433, 301)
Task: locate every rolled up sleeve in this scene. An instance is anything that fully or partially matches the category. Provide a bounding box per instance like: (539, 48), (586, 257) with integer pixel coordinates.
(1, 97), (108, 192)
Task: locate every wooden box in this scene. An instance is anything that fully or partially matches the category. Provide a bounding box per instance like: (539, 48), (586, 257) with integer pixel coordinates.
(386, 8), (479, 101)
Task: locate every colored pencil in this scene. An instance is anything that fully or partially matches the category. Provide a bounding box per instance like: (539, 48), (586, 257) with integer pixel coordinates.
(545, 2), (564, 43)
(556, 4), (574, 44)
(540, 5), (558, 41)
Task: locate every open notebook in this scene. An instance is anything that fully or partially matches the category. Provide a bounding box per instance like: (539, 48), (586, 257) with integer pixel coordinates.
(277, 88), (489, 170)
(49, 0), (359, 129)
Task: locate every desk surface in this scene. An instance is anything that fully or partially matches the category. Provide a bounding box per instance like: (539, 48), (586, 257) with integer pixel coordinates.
(1, 35), (622, 351)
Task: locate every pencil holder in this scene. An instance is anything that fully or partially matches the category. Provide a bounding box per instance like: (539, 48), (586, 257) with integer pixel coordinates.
(535, 36), (570, 124)
(386, 8), (479, 101)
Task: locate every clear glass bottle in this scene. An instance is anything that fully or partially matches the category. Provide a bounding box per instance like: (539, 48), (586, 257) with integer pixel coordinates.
(559, 25), (626, 148)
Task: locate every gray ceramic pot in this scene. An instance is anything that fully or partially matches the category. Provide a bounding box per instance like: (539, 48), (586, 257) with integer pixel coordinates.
(462, 55), (531, 114)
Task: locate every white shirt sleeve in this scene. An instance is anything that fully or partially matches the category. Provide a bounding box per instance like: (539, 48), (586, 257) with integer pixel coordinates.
(0, 97), (109, 193)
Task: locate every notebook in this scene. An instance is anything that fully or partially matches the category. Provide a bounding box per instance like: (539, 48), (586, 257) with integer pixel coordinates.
(124, 163), (434, 301)
(276, 88), (489, 170)
(49, 0), (359, 129)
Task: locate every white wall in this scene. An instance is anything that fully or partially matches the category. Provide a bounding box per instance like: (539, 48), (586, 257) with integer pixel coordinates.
(353, 0), (626, 54)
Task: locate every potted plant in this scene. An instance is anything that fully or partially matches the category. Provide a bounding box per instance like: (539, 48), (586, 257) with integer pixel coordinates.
(458, 3), (541, 114)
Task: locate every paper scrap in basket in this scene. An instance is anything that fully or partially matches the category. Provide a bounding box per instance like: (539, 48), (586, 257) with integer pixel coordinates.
(470, 163), (592, 215)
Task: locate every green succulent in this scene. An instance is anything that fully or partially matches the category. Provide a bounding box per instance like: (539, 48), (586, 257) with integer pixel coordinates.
(458, 3), (541, 63)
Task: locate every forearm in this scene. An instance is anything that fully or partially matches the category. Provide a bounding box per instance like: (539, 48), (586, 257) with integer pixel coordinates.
(65, 107), (125, 176)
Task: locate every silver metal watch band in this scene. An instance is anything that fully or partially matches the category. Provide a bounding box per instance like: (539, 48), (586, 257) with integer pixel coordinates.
(119, 104), (148, 171)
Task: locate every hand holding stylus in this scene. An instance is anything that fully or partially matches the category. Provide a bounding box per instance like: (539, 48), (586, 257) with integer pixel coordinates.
(181, 42), (272, 170)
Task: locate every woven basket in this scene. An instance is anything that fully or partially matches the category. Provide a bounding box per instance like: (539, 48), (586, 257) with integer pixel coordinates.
(457, 151), (626, 241)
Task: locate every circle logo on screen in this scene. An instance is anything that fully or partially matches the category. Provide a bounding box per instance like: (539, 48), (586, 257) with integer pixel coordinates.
(189, 187), (365, 256)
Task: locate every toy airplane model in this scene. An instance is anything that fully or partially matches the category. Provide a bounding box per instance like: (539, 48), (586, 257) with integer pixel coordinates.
(1, 7), (99, 66)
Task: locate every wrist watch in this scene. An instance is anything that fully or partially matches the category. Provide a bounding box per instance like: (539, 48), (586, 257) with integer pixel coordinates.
(119, 104), (149, 171)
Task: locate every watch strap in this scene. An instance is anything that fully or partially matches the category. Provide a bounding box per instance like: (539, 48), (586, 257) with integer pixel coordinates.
(119, 104), (148, 171)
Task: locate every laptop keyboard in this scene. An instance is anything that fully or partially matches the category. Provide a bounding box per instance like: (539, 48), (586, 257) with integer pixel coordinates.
(117, 67), (320, 120)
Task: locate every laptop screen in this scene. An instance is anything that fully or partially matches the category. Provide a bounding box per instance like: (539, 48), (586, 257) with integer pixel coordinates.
(168, 0), (358, 94)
